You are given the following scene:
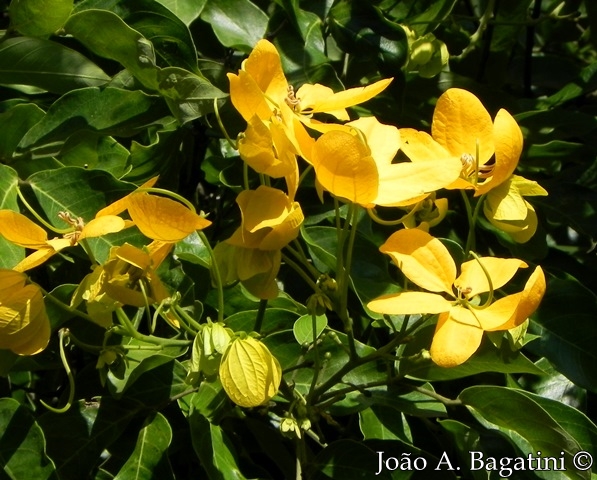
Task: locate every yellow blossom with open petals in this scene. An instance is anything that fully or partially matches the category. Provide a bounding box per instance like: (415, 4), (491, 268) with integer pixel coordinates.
(399, 88), (547, 242)
(214, 186), (303, 299)
(71, 241), (174, 327)
(0, 210), (123, 271)
(311, 117), (462, 207)
(0, 269), (50, 355)
(227, 39), (393, 187)
(367, 229), (545, 367)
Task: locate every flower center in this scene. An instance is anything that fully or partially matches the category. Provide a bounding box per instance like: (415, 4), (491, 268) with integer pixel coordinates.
(59, 211), (85, 245)
(284, 85), (300, 111)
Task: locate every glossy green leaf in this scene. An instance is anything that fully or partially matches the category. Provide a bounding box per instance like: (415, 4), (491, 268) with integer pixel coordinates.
(357, 384), (447, 418)
(65, 9), (159, 89)
(460, 386), (588, 480)
(9, 0), (73, 36)
(301, 226), (400, 318)
(18, 87), (170, 153)
(200, 0), (268, 53)
(106, 339), (188, 397)
(0, 164), (25, 268)
(39, 398), (141, 480)
(58, 132), (130, 177)
(0, 37), (110, 94)
(293, 313), (327, 345)
(74, 0), (200, 72)
(310, 439), (393, 480)
(226, 308), (299, 334)
(0, 103), (45, 162)
(398, 325), (545, 381)
(123, 360), (190, 408)
(114, 412), (174, 480)
(0, 398), (58, 480)
(188, 406), (247, 480)
(157, 66), (227, 123)
(174, 231), (212, 268)
(527, 276), (597, 392)
(359, 406), (413, 443)
(155, 0), (206, 25)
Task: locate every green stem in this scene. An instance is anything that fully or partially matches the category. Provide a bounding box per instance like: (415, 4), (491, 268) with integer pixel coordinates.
(198, 231), (225, 323)
(460, 191), (476, 254)
(213, 98), (237, 150)
(41, 288), (93, 323)
(41, 330), (75, 413)
(136, 187), (197, 213)
(254, 299), (268, 333)
(17, 187), (72, 234)
(281, 252), (320, 293)
(114, 308), (191, 347)
(286, 242), (319, 278)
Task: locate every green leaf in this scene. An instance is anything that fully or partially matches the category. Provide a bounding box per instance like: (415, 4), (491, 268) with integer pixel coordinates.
(293, 313), (327, 345)
(459, 386), (588, 480)
(0, 103), (45, 162)
(359, 406), (413, 443)
(74, 0), (200, 72)
(58, 132), (130, 178)
(123, 360), (190, 408)
(0, 37), (110, 94)
(39, 398), (141, 480)
(106, 339), (188, 397)
(357, 384), (447, 418)
(398, 325), (545, 381)
(188, 406), (247, 480)
(0, 398), (58, 480)
(154, 0), (206, 25)
(18, 87), (170, 154)
(157, 66), (227, 124)
(114, 412), (174, 480)
(9, 0), (73, 37)
(310, 439), (393, 480)
(301, 226), (400, 318)
(174, 231), (212, 268)
(0, 164), (25, 268)
(65, 9), (159, 89)
(200, 0), (268, 53)
(225, 308), (299, 335)
(527, 276), (597, 392)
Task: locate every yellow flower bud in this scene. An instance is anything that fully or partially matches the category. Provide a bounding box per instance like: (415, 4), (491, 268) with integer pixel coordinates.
(219, 337), (282, 408)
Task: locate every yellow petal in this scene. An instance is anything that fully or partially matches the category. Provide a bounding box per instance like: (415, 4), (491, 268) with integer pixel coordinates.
(243, 39), (289, 107)
(499, 266), (546, 330)
(380, 229), (456, 294)
(219, 337), (282, 407)
(96, 177), (159, 217)
(476, 109), (522, 196)
(484, 199), (538, 243)
(260, 202), (303, 250)
(305, 78), (393, 116)
(367, 291), (452, 315)
(237, 186), (292, 232)
(14, 248), (59, 272)
(147, 240), (174, 270)
(0, 269), (27, 296)
(228, 70), (274, 122)
(456, 257), (527, 297)
(431, 88), (495, 164)
(127, 194), (211, 242)
(430, 309), (484, 367)
(311, 130), (379, 205)
(375, 158), (463, 207)
(469, 295), (523, 331)
(348, 117), (400, 167)
(511, 175), (548, 197)
(0, 285), (50, 355)
(0, 210), (48, 248)
(484, 179), (528, 222)
(114, 243), (151, 270)
(399, 128), (451, 163)
(79, 215), (126, 240)
(295, 83), (349, 120)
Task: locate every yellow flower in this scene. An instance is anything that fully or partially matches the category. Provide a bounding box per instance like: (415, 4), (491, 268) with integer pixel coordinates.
(71, 241), (174, 327)
(399, 88), (547, 242)
(227, 39), (393, 194)
(97, 177), (212, 242)
(0, 269), (50, 355)
(483, 175), (548, 243)
(219, 336), (282, 408)
(367, 229), (545, 367)
(310, 117), (462, 207)
(0, 210), (123, 271)
(214, 186), (303, 299)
